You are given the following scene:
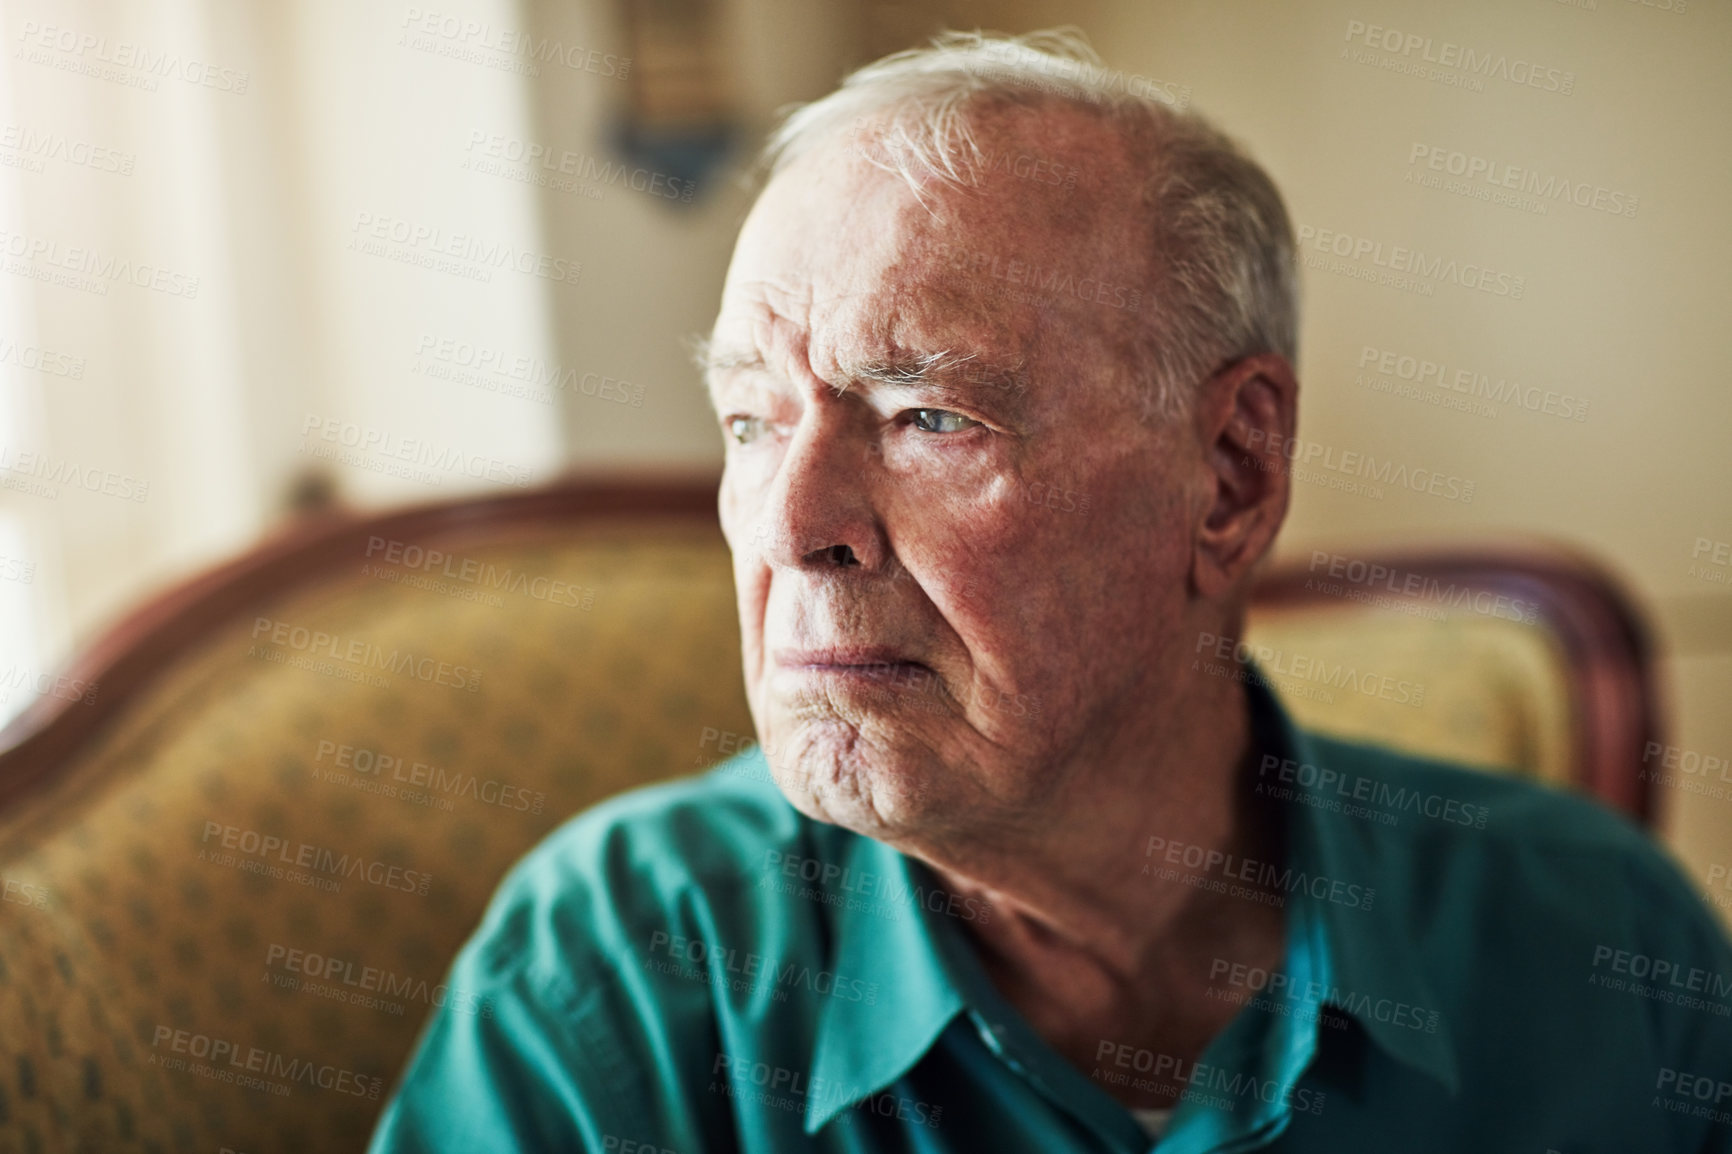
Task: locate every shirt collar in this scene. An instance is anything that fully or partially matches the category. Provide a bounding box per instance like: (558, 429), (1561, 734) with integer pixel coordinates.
(801, 827), (969, 1134)
(1250, 673), (1462, 1098)
(797, 673), (1461, 1136)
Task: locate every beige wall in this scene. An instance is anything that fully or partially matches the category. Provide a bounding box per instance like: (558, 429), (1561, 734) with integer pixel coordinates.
(1005, 0), (1732, 906)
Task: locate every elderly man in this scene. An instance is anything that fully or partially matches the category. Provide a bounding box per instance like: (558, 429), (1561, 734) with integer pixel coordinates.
(370, 31), (1732, 1154)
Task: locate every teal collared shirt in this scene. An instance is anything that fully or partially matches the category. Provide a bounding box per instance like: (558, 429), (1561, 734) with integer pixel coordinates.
(369, 684), (1732, 1152)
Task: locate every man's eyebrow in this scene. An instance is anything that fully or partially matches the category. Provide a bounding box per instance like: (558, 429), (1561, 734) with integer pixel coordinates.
(693, 339), (1028, 404)
(845, 351), (1028, 402)
(692, 338), (765, 381)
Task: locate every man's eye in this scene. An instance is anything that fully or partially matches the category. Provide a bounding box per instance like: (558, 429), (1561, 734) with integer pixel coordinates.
(726, 416), (768, 445)
(910, 409), (980, 434)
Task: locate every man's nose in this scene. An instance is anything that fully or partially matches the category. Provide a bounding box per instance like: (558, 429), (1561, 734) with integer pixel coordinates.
(755, 419), (885, 574)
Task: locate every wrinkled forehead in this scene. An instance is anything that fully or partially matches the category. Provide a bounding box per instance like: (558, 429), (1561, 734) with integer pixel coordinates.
(715, 101), (1151, 379)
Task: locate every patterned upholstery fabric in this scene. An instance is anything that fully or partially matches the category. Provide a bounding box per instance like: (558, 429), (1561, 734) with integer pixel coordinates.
(1244, 604), (1574, 788)
(0, 524), (753, 1153)
(0, 522), (1577, 1153)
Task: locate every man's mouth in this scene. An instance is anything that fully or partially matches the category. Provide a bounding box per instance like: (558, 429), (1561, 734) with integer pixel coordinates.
(772, 647), (934, 682)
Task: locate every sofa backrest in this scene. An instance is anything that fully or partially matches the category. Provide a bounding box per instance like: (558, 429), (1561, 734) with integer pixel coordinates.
(0, 482), (1656, 1153)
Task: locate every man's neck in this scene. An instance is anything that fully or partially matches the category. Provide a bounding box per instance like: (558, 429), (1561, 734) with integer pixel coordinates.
(902, 677), (1290, 1108)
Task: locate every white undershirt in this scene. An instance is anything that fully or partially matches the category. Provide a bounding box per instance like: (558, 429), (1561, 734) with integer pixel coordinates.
(1131, 1106), (1175, 1138)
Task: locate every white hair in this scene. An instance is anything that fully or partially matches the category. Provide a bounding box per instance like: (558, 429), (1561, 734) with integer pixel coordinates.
(760, 28), (1298, 421)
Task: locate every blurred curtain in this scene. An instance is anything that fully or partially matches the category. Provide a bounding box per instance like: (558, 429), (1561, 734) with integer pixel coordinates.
(0, 0), (565, 725)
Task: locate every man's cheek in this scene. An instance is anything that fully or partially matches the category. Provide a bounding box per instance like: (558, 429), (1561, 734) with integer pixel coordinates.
(734, 570), (776, 691)
(717, 476), (760, 553)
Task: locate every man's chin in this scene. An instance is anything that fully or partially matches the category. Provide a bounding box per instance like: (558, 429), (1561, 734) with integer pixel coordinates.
(761, 720), (938, 838)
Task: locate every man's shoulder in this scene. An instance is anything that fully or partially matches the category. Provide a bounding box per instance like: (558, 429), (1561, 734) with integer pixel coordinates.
(1304, 731), (1725, 946)
(1304, 729), (1640, 846)
(459, 755), (820, 990)
(536, 756), (802, 885)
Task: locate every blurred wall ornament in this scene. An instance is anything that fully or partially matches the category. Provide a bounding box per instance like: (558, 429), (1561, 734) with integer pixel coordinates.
(612, 0), (737, 203)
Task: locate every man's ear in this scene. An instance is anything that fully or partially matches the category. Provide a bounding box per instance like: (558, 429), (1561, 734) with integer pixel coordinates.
(1189, 353), (1299, 599)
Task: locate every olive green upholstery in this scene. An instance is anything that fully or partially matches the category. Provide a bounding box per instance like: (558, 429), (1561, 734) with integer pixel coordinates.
(0, 518), (1593, 1153)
